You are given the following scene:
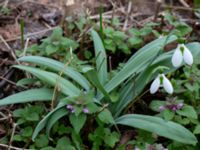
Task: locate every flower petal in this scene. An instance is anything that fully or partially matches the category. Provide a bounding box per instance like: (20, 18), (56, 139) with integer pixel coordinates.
(183, 46), (193, 66)
(162, 74), (173, 94)
(150, 76), (160, 94)
(171, 48), (183, 67)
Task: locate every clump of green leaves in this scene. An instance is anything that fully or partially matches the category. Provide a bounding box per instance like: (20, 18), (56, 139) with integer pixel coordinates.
(0, 7), (11, 15)
(163, 11), (192, 37)
(23, 27), (78, 59)
(89, 126), (120, 149)
(150, 99), (197, 123)
(13, 104), (44, 125)
(11, 104), (46, 147)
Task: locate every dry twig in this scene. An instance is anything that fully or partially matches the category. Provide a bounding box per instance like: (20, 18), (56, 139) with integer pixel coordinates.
(0, 27), (58, 43)
(0, 143), (31, 150)
(123, 1), (132, 31)
(0, 36), (20, 64)
(179, 0), (190, 7)
(8, 123), (17, 150)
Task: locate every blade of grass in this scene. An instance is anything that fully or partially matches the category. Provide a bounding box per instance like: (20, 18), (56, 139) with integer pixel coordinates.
(20, 19), (25, 49)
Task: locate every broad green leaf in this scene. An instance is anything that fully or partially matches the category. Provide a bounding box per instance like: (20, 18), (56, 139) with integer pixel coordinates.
(50, 27), (62, 41)
(14, 65), (80, 97)
(98, 109), (115, 124)
(175, 116), (190, 125)
(176, 105), (197, 119)
(69, 114), (87, 133)
(91, 30), (107, 85)
(35, 134), (49, 148)
(22, 126), (33, 137)
(128, 36), (143, 47)
(18, 56), (90, 91)
(163, 109), (175, 120)
(104, 131), (120, 148)
(46, 108), (68, 138)
(104, 39), (116, 53)
(13, 135), (23, 142)
(194, 124), (200, 134)
(115, 114), (197, 145)
(32, 102), (66, 141)
(45, 44), (58, 55)
(56, 137), (76, 150)
(0, 88), (53, 106)
(149, 100), (166, 112)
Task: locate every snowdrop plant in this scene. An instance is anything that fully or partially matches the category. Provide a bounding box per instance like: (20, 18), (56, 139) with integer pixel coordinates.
(172, 44), (193, 67)
(150, 73), (173, 94)
(0, 29), (200, 146)
(150, 43), (194, 95)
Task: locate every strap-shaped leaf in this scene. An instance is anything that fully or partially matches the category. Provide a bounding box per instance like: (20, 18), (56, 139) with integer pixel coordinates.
(18, 56), (90, 91)
(97, 35), (177, 101)
(14, 65), (80, 97)
(115, 114), (197, 145)
(0, 88), (53, 106)
(32, 102), (66, 141)
(85, 68), (111, 100)
(46, 107), (68, 138)
(91, 30), (107, 85)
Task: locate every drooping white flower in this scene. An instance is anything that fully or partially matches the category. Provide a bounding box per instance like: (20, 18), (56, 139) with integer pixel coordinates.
(172, 44), (193, 67)
(150, 74), (173, 94)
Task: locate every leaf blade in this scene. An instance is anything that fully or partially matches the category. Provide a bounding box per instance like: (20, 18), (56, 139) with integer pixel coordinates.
(115, 114), (197, 145)
(0, 88), (53, 106)
(14, 65), (81, 97)
(32, 102), (66, 141)
(91, 30), (107, 85)
(18, 56), (90, 91)
(46, 107), (68, 138)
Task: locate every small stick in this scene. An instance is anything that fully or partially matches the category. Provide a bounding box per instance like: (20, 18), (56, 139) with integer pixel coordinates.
(51, 48), (74, 109)
(0, 27), (58, 43)
(3, 0), (9, 8)
(89, 7), (124, 19)
(154, 0), (162, 22)
(22, 38), (30, 57)
(123, 1), (132, 31)
(0, 76), (16, 86)
(8, 123), (17, 150)
(0, 35), (20, 65)
(0, 144), (31, 150)
(179, 0), (190, 7)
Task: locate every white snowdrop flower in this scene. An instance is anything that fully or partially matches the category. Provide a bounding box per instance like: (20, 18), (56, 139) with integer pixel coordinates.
(150, 74), (173, 94)
(172, 44), (193, 67)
